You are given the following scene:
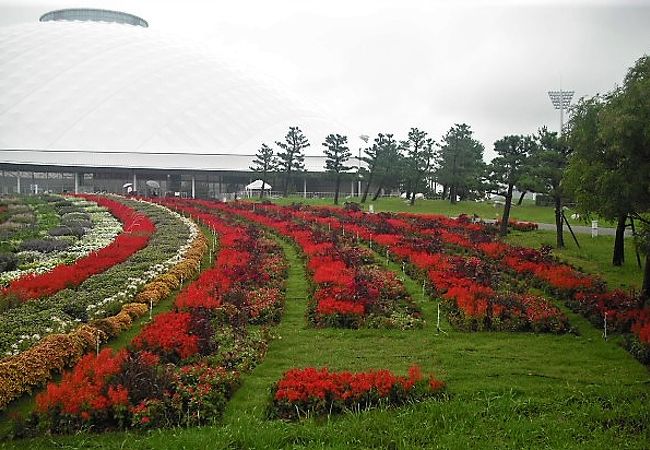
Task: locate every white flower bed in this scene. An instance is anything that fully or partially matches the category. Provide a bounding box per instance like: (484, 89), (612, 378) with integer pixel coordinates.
(86, 199), (199, 318)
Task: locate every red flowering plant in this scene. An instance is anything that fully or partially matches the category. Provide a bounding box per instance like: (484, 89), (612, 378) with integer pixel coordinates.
(304, 204), (571, 334)
(29, 198), (288, 435)
(269, 365), (446, 421)
(35, 349), (130, 433)
(221, 202), (422, 329)
(627, 309), (650, 364)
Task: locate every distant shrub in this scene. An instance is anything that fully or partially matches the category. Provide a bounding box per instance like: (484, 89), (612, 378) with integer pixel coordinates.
(7, 204), (31, 214)
(8, 213), (35, 224)
(61, 212), (90, 222)
(19, 239), (70, 253)
(343, 201), (362, 212)
(48, 225), (85, 238)
(62, 218), (93, 229)
(0, 252), (19, 273)
(56, 206), (82, 215)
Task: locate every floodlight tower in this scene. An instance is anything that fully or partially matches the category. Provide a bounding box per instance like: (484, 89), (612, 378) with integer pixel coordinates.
(358, 134), (369, 197)
(548, 89), (574, 135)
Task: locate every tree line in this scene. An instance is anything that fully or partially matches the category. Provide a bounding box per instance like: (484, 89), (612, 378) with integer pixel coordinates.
(251, 55), (649, 301)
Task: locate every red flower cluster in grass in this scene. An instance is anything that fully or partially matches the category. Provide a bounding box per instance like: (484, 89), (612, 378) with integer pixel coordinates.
(495, 219), (539, 231)
(631, 311), (650, 344)
(132, 312), (200, 360)
(271, 365), (445, 420)
(316, 298), (364, 316)
(36, 349), (129, 417)
(5, 195), (155, 301)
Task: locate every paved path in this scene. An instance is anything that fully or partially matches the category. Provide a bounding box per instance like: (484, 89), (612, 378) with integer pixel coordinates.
(478, 218), (631, 237)
(535, 222), (632, 237)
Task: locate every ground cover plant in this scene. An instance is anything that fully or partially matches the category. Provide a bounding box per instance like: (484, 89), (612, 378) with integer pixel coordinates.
(293, 205), (649, 362)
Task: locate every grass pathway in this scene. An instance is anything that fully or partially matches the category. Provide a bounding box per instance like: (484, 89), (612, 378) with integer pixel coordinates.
(223, 238), (309, 423)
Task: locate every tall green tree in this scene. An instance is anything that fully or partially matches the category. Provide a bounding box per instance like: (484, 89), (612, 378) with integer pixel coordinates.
(360, 133), (396, 203)
(371, 134), (403, 201)
(276, 126), (308, 197)
(436, 124), (485, 204)
(565, 96), (630, 260)
(566, 55), (650, 302)
(323, 134), (352, 205)
(529, 127), (571, 248)
(249, 143), (277, 199)
(401, 128), (436, 205)
(485, 135), (535, 236)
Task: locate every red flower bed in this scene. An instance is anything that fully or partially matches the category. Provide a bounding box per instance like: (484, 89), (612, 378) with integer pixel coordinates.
(132, 312), (200, 360)
(270, 365), (445, 420)
(288, 205), (571, 334)
(495, 219), (539, 231)
(216, 202), (421, 329)
(36, 349), (129, 418)
(4, 195), (155, 301)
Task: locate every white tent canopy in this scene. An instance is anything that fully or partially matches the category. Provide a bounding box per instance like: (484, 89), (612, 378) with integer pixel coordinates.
(245, 179), (272, 190)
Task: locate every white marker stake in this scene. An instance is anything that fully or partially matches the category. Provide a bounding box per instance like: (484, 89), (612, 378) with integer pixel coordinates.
(437, 303), (441, 333)
(150, 299), (153, 320)
(96, 331), (100, 356)
(603, 312), (608, 340)
(386, 249), (390, 266)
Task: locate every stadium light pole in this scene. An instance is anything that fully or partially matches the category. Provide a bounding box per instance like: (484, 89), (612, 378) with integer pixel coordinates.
(358, 134), (369, 197)
(548, 89), (574, 135)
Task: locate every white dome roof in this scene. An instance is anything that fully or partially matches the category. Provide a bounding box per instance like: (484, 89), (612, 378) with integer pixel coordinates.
(0, 19), (340, 157)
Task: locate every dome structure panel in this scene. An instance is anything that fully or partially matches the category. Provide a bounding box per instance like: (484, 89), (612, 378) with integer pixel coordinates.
(0, 19), (343, 164)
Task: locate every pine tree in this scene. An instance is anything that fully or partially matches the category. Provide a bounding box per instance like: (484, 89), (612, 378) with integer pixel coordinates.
(323, 134), (352, 205)
(276, 127), (309, 197)
(436, 124), (485, 204)
(401, 128), (436, 205)
(249, 143), (277, 198)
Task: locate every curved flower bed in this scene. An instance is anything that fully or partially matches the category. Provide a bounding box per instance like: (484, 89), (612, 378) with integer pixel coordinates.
(0, 196), (122, 286)
(269, 365), (445, 421)
(30, 199), (287, 433)
(212, 201), (422, 329)
(3, 195), (153, 302)
(0, 198), (206, 410)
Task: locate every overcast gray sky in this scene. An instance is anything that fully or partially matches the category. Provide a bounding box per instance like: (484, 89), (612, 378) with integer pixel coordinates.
(1, 0), (649, 160)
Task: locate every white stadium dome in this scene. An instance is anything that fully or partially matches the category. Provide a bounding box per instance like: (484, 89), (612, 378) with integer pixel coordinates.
(0, 9), (343, 170)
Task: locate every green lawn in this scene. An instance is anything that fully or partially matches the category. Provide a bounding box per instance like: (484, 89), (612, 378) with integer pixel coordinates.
(5, 233), (649, 449)
(269, 195), (614, 226)
(506, 230), (644, 291)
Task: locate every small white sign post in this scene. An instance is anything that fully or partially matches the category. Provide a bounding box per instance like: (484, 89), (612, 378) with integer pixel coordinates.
(592, 220), (599, 238)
